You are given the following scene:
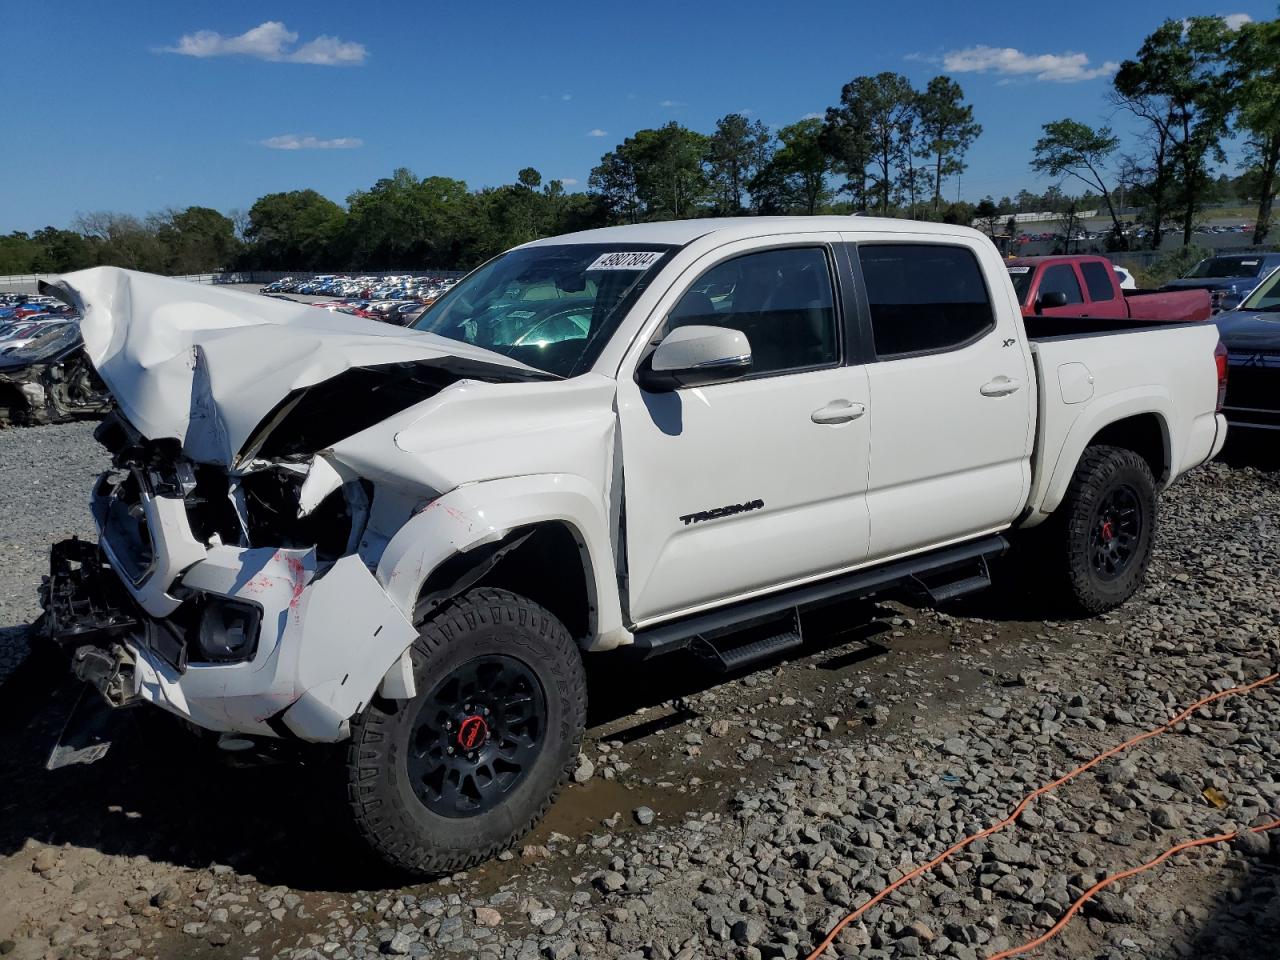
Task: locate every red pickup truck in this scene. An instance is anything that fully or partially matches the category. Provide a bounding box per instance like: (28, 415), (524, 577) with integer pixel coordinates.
(1006, 255), (1212, 322)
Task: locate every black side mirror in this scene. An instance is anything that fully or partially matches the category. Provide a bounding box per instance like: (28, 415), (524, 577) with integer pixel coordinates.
(1035, 290), (1069, 313)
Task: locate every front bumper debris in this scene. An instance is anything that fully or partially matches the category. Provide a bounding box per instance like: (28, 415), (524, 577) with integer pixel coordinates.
(40, 536), (418, 743)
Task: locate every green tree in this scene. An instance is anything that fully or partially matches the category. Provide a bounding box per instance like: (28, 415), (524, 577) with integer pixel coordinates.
(244, 189), (346, 269)
(974, 197), (1000, 237)
(826, 73), (917, 215)
(153, 206), (240, 273)
(0, 233), (39, 274)
(1230, 17), (1280, 244)
(29, 227), (97, 272)
(590, 123), (710, 222)
(73, 212), (166, 271)
(762, 118), (832, 215)
(1114, 17), (1237, 247)
(589, 149), (641, 223)
(705, 113), (774, 214)
(1030, 119), (1125, 245)
(915, 76), (982, 215)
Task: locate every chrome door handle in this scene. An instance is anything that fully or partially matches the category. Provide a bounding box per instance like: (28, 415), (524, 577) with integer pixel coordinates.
(811, 399), (866, 424)
(980, 377), (1023, 397)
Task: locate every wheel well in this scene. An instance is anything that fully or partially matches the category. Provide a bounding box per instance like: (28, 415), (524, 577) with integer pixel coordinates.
(1088, 414), (1168, 481)
(416, 522), (595, 642)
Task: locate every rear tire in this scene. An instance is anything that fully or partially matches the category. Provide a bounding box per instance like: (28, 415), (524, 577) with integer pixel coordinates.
(346, 588), (586, 876)
(1047, 445), (1157, 616)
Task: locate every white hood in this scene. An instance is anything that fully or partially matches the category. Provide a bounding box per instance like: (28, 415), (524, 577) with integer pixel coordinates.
(43, 267), (545, 465)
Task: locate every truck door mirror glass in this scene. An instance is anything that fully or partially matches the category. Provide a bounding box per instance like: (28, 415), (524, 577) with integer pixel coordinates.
(1036, 291), (1069, 312)
(637, 324), (752, 391)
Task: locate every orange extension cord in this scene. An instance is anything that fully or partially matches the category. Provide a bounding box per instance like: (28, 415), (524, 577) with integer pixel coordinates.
(986, 817), (1280, 959)
(803, 671), (1280, 960)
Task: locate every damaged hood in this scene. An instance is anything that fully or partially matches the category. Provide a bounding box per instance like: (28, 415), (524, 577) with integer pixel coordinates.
(42, 267), (549, 465)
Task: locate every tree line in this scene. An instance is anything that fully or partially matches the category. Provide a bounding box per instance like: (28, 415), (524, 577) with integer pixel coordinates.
(1, 12), (1275, 277)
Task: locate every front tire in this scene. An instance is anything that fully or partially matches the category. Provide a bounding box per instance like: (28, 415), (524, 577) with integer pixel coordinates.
(1052, 445), (1157, 615)
(346, 588), (586, 876)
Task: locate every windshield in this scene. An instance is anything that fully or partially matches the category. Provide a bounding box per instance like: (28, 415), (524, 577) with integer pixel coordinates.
(1238, 267), (1280, 312)
(1006, 265), (1034, 302)
(1187, 257), (1265, 279)
(412, 243), (674, 376)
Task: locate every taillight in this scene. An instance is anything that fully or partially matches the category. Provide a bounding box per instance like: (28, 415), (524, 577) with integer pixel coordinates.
(1214, 340), (1229, 412)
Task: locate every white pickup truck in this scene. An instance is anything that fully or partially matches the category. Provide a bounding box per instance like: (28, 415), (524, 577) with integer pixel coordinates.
(39, 217), (1227, 874)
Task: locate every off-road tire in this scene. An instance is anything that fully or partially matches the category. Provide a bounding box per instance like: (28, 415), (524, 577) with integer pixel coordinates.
(346, 588), (586, 876)
(1050, 444), (1157, 616)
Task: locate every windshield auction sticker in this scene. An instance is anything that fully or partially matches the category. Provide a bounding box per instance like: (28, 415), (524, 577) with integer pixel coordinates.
(1007, 266), (1031, 274)
(587, 251), (662, 271)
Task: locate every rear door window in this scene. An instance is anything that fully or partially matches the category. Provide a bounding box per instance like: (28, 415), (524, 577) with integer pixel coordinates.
(856, 244), (995, 358)
(1080, 261), (1117, 301)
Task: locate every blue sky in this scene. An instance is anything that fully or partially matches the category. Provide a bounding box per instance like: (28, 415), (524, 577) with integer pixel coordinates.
(1, 0), (1271, 232)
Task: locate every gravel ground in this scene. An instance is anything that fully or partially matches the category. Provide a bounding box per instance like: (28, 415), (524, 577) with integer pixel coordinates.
(0, 426), (1276, 960)
(0, 421), (105, 682)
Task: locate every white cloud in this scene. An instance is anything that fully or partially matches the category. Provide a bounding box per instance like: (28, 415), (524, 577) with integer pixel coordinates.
(1223, 12), (1252, 29)
(559, 178), (579, 186)
(938, 45), (1117, 83)
(561, 93), (573, 101)
(800, 112), (822, 121)
(162, 21), (366, 66)
(659, 99), (686, 108)
(261, 134), (363, 150)
(586, 128), (608, 137)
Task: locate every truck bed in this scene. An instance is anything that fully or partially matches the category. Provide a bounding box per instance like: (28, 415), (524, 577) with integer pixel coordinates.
(1022, 315), (1216, 340)
(1023, 316), (1224, 516)
(1123, 287), (1212, 322)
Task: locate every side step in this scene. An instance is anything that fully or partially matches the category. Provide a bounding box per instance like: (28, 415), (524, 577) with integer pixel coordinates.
(631, 534), (1008, 661)
(690, 611), (803, 672)
(909, 555), (993, 605)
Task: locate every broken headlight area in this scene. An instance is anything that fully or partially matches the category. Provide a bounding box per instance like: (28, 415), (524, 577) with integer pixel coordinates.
(93, 411), (373, 563)
(42, 538), (266, 673)
(233, 469), (371, 560)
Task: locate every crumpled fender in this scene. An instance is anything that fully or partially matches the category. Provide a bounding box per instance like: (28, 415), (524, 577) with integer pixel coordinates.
(375, 474), (631, 652)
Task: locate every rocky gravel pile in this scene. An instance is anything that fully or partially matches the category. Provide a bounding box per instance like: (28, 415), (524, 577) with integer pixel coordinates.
(0, 427), (1276, 960)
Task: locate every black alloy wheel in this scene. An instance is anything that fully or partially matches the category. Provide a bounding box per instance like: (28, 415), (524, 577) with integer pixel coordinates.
(407, 655), (547, 818)
(1088, 484), (1143, 581)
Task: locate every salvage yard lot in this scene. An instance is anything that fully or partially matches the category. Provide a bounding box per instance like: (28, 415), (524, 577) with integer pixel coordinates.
(0, 423), (1277, 960)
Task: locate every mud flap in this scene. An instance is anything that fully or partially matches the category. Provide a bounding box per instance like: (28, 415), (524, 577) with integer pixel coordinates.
(46, 685), (123, 770)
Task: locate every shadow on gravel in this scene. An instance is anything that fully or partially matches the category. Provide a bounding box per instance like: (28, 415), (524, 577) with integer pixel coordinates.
(0, 598), (898, 893)
(1183, 852), (1280, 959)
(1218, 433), (1280, 473)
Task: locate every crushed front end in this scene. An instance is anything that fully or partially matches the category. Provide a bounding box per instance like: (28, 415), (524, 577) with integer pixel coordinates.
(40, 412), (418, 743)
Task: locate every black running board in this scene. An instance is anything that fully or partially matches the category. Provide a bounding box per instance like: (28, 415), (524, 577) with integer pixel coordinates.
(689, 610), (804, 673)
(909, 555), (993, 604)
(631, 534), (1008, 661)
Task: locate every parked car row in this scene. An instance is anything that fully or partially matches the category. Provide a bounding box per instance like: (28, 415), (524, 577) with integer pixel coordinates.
(261, 274), (458, 302)
(309, 298), (429, 326)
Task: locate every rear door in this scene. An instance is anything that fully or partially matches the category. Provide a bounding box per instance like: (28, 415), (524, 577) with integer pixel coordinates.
(1078, 259), (1127, 319)
(844, 236), (1035, 560)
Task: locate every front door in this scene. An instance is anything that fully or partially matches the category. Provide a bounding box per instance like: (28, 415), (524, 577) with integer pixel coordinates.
(616, 239), (872, 627)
